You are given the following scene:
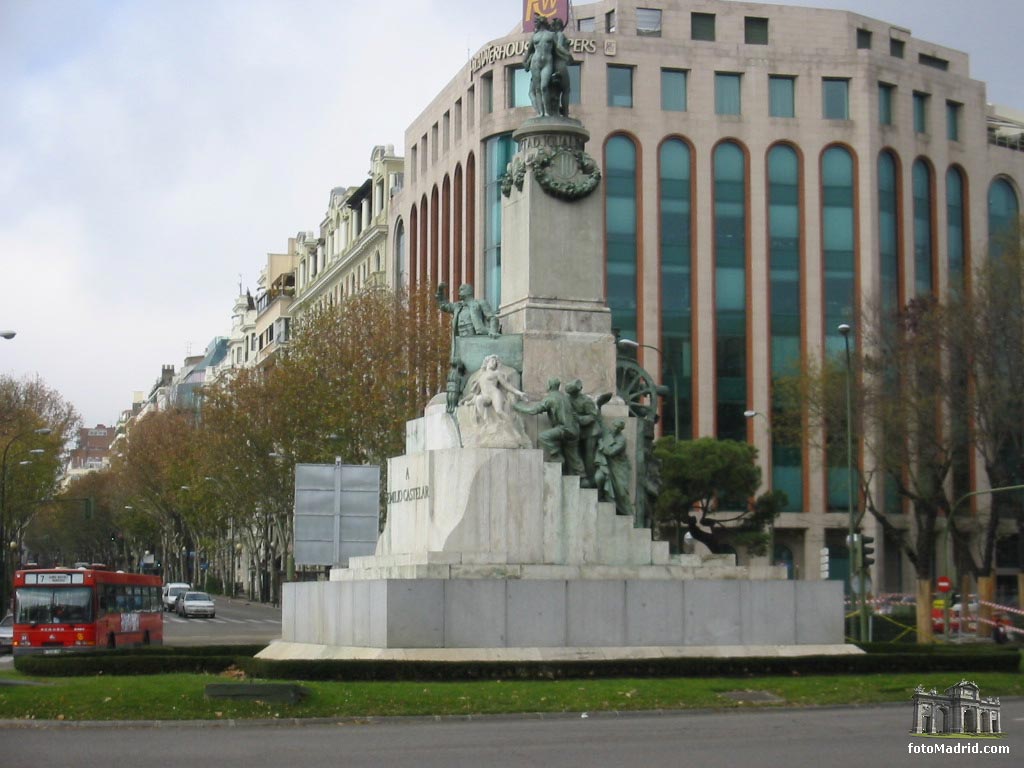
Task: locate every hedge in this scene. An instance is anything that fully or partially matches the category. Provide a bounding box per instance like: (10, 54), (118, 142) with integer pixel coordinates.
(15, 645), (1019, 679)
(237, 648), (1021, 682)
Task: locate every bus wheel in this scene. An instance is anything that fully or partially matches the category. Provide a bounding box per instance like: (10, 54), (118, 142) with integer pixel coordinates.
(107, 634), (116, 650)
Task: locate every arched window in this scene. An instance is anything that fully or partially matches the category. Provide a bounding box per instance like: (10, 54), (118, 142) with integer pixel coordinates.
(394, 218), (406, 287)
(821, 145), (856, 510)
(466, 153), (476, 287)
(453, 164), (464, 289)
(484, 134), (515, 309)
(408, 205), (418, 286)
(713, 141), (747, 441)
(430, 185), (440, 285)
(878, 151), (900, 313)
(418, 194), (428, 285)
(767, 144), (802, 510)
(988, 177), (1020, 259)
(659, 138), (692, 439)
(946, 167), (966, 291)
(606, 134), (639, 342)
(441, 175), (451, 287)
(822, 146), (855, 354)
(913, 159), (935, 296)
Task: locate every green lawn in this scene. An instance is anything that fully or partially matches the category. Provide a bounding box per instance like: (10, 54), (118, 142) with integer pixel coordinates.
(1, 668), (1022, 721)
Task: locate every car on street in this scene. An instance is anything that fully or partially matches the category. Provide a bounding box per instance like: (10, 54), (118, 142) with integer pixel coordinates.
(176, 591), (216, 619)
(162, 582), (191, 612)
(0, 613), (13, 653)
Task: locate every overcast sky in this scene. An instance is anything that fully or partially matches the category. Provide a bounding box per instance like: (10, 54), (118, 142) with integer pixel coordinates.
(1, 0), (1019, 427)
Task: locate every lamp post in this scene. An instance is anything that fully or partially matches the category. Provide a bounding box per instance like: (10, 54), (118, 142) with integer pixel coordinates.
(837, 323), (864, 641)
(0, 426), (52, 611)
(0, 331), (15, 340)
(617, 337), (680, 437)
(744, 409), (776, 565)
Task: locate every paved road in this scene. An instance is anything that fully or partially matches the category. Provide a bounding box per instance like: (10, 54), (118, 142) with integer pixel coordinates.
(163, 596), (281, 647)
(2, 701), (1020, 767)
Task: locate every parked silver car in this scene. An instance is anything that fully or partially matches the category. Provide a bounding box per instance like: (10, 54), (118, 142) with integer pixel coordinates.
(176, 591), (216, 619)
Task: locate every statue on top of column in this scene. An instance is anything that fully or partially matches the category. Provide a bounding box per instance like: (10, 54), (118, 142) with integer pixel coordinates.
(524, 16), (575, 118)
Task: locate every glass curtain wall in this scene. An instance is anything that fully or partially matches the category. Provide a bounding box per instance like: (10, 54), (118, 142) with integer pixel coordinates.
(713, 142), (747, 441)
(767, 144), (802, 509)
(878, 152), (900, 314)
(822, 146), (856, 509)
(484, 133), (515, 310)
(946, 168), (966, 290)
(606, 135), (639, 343)
(659, 139), (693, 439)
(912, 160), (936, 296)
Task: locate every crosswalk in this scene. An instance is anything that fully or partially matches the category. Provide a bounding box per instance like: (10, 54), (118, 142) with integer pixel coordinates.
(164, 616), (280, 625)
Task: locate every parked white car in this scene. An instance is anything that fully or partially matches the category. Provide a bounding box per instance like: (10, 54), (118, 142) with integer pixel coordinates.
(177, 591), (216, 619)
(162, 582), (191, 612)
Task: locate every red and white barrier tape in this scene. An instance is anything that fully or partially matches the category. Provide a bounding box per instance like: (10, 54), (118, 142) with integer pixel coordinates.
(978, 599), (1024, 618)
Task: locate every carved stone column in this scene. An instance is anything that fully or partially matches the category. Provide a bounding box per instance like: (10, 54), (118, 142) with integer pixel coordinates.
(499, 116), (615, 395)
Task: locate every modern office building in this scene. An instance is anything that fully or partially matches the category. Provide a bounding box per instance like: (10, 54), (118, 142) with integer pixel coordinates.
(386, 0), (1024, 590)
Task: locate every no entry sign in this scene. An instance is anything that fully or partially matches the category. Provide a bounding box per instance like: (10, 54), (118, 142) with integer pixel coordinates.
(937, 576), (952, 593)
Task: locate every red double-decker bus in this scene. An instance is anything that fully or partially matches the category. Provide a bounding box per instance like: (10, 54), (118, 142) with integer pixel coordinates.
(12, 566), (163, 655)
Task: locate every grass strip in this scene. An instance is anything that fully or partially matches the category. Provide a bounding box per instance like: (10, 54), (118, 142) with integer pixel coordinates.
(1, 668), (1022, 722)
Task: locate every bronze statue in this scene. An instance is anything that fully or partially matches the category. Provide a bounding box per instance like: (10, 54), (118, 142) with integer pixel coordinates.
(565, 379), (599, 488)
(595, 419), (634, 517)
(436, 283), (500, 339)
(524, 16), (575, 118)
(514, 377), (585, 476)
(436, 282), (500, 414)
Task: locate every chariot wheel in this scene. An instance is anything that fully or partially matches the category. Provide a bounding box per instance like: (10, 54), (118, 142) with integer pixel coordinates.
(615, 358), (663, 421)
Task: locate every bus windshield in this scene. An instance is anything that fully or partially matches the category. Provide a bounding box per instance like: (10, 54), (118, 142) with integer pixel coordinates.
(15, 586), (95, 625)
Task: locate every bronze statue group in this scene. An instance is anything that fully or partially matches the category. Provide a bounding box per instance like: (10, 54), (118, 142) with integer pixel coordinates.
(436, 283), (634, 518)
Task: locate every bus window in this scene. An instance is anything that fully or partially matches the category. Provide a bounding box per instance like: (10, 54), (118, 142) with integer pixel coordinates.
(15, 587), (94, 624)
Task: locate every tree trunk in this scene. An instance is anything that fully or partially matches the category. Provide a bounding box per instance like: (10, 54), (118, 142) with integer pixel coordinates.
(977, 573), (996, 639)
(916, 579), (934, 644)
(1018, 573), (1024, 613)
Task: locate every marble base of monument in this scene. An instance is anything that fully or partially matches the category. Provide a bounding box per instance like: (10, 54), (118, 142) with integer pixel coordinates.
(274, 578), (844, 652)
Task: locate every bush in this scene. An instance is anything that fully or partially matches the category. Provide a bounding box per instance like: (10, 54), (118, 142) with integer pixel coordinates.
(13, 644), (264, 677)
(15, 644), (1018, 679)
(238, 648), (1021, 682)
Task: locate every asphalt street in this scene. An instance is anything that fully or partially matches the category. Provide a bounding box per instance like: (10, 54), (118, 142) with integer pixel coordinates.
(1, 700), (1021, 767)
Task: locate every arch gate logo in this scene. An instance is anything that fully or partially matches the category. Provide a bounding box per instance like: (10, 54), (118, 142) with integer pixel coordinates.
(908, 679), (1010, 756)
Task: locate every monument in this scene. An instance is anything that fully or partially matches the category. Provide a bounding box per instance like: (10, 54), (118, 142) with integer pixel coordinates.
(263, 21), (845, 661)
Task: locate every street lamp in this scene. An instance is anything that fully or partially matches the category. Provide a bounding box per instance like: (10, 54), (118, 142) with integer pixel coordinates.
(0, 331), (14, 340)
(617, 337), (680, 437)
(837, 322), (866, 641)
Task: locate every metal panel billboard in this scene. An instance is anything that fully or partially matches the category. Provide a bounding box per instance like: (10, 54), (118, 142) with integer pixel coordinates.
(293, 460), (379, 567)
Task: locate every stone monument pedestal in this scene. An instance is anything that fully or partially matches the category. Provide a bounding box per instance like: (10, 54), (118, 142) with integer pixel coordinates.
(499, 117), (616, 396)
(263, 110), (850, 663)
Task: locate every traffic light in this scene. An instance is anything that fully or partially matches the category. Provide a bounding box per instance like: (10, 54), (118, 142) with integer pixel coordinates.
(848, 533), (862, 576)
(861, 535), (875, 570)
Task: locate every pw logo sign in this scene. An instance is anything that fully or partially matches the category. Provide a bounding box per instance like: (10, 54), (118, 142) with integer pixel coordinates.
(522, 0), (568, 31)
